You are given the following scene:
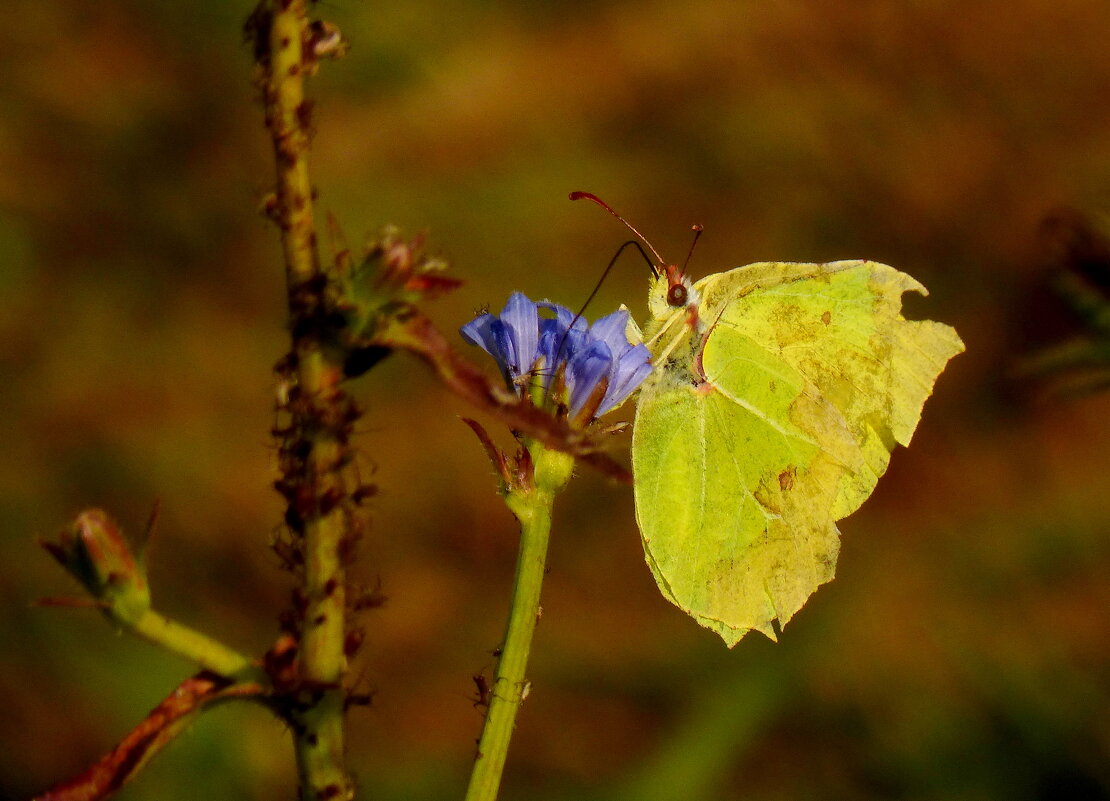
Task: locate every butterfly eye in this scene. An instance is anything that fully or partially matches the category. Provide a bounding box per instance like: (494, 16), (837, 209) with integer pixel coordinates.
(667, 283), (688, 307)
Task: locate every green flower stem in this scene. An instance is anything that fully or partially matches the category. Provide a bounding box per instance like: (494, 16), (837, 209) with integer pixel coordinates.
(465, 442), (574, 801)
(130, 608), (261, 680)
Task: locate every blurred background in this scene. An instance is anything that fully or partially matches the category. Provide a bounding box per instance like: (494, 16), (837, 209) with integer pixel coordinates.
(2, 1), (1109, 799)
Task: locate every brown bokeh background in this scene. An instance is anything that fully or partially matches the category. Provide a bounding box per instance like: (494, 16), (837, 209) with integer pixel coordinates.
(2, 1), (1108, 799)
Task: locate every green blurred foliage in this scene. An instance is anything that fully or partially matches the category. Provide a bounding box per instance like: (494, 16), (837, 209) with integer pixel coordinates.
(2, 0), (1108, 799)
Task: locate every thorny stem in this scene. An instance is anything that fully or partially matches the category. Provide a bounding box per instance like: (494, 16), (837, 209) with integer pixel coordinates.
(259, 1), (353, 798)
(465, 442), (573, 801)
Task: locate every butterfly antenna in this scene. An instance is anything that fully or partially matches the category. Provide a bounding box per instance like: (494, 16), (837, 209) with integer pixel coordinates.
(575, 239), (657, 317)
(551, 239), (655, 370)
(682, 224), (704, 272)
(570, 191), (667, 268)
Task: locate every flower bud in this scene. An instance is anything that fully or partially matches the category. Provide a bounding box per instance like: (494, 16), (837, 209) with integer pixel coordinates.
(41, 509), (150, 626)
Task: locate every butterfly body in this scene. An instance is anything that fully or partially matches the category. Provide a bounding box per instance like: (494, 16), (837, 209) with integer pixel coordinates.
(632, 259), (964, 645)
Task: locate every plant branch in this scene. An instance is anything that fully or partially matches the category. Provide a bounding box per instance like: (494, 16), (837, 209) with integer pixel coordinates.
(130, 608), (259, 679)
(33, 672), (267, 801)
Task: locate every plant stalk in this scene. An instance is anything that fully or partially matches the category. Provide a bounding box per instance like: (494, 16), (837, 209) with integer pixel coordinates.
(131, 609), (260, 680)
(464, 442), (572, 801)
(260, 0), (352, 797)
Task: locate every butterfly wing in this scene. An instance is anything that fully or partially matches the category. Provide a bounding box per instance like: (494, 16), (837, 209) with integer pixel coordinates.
(633, 260), (963, 645)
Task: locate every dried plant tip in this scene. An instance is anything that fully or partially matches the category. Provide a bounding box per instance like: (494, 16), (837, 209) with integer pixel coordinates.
(570, 374), (610, 429)
(259, 191), (282, 222)
(304, 20), (349, 68)
(472, 673), (493, 710)
(462, 418), (512, 488)
(318, 486), (345, 516)
(243, 1), (274, 62)
(350, 484), (378, 506)
(264, 634), (301, 692)
(342, 628), (364, 658)
(34, 596), (106, 609)
(274, 351), (300, 375)
(271, 534), (304, 569)
(514, 445), (535, 489)
(351, 583), (387, 611)
(343, 345), (393, 379)
(344, 689), (375, 710)
(138, 499), (160, 554)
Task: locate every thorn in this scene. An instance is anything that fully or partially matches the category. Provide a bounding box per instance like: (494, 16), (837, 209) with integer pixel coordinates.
(139, 498), (161, 554)
(34, 596), (108, 609)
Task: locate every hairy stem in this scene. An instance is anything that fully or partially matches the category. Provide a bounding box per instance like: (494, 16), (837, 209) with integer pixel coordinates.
(267, 0), (318, 289)
(465, 443), (573, 801)
(258, 0), (353, 797)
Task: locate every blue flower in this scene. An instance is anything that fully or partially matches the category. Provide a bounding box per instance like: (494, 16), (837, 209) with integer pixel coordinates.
(461, 293), (652, 424)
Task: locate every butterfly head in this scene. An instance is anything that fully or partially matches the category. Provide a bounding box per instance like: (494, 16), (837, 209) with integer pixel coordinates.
(648, 262), (699, 322)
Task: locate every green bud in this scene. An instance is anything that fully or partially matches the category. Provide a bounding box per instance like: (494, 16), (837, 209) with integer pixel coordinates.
(528, 441), (575, 495)
(337, 227), (461, 378)
(41, 509), (150, 626)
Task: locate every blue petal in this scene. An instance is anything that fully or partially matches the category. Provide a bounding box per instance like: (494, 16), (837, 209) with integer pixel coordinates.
(459, 313), (498, 357)
(589, 309), (633, 356)
(490, 319), (515, 374)
(536, 323), (560, 389)
(567, 339), (613, 417)
(565, 327), (591, 368)
(538, 321), (584, 380)
(538, 301), (587, 334)
(599, 343), (652, 414)
(499, 292), (540, 377)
